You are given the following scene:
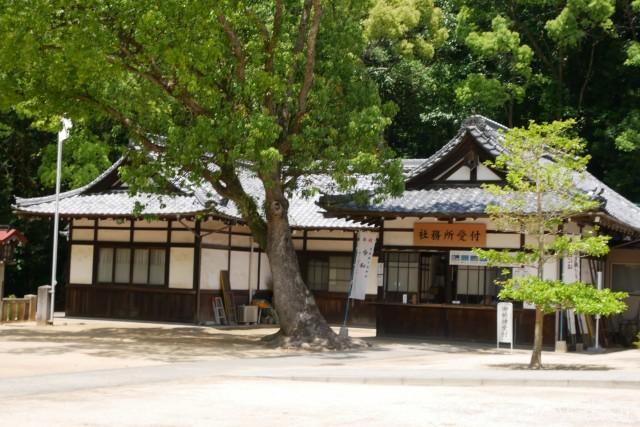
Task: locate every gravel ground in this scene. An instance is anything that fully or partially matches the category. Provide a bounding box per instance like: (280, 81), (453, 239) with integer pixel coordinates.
(1, 316), (639, 426)
(2, 379), (639, 427)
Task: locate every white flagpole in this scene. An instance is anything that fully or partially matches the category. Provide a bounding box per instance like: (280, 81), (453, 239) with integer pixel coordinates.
(49, 117), (72, 324)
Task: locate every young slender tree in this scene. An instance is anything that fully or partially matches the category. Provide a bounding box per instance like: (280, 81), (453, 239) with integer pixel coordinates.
(0, 1), (444, 348)
(475, 120), (627, 368)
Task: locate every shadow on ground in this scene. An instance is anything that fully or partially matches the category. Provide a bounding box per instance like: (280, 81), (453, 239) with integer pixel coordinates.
(489, 363), (613, 371)
(0, 324), (390, 363)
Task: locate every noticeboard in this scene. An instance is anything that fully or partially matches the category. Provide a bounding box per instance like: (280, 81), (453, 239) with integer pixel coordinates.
(413, 223), (486, 248)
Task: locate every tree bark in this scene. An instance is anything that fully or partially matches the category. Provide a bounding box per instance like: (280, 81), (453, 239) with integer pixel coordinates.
(529, 307), (544, 369)
(262, 188), (351, 349)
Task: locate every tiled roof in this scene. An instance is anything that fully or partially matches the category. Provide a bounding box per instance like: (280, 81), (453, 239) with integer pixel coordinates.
(326, 115), (640, 234)
(14, 158), (422, 230)
(16, 191), (205, 218)
(407, 115), (507, 181)
(323, 187), (496, 217)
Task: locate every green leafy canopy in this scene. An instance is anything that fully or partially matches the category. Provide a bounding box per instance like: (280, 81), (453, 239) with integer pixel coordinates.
(0, 1), (408, 245)
(474, 120), (626, 315)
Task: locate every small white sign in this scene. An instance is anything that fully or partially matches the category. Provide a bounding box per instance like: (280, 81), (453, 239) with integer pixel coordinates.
(497, 302), (514, 351)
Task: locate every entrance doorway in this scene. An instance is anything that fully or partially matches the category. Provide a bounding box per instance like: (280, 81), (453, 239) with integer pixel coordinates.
(419, 252), (448, 303)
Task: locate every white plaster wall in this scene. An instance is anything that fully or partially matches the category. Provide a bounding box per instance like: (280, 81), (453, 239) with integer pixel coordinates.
(72, 229), (94, 241)
(171, 230), (195, 243)
(306, 239), (352, 252)
(73, 218), (94, 227)
(385, 217), (427, 228)
(97, 229), (130, 242)
(70, 245), (94, 284)
(383, 230), (413, 246)
(134, 230), (167, 242)
(99, 219), (130, 228)
(293, 239), (304, 250)
(200, 248), (228, 290)
(477, 163), (501, 180)
(259, 253), (272, 289)
(229, 250), (260, 291)
(486, 233), (520, 249)
(202, 232), (229, 246)
(366, 256), (379, 295)
(134, 220), (167, 228)
(230, 235), (251, 248)
(447, 165), (471, 180)
(168, 248), (194, 289)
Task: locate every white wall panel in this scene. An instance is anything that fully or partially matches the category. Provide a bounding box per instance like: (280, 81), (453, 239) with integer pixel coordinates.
(486, 233), (520, 249)
(70, 245), (93, 284)
(366, 256), (379, 295)
(99, 219), (130, 228)
(169, 247), (194, 289)
(98, 229), (130, 242)
(306, 239), (352, 252)
(259, 253), (272, 289)
(72, 229), (94, 241)
(200, 248), (228, 290)
(134, 230), (167, 242)
(383, 230), (413, 246)
(477, 163), (501, 180)
(202, 232), (229, 246)
(171, 230), (195, 243)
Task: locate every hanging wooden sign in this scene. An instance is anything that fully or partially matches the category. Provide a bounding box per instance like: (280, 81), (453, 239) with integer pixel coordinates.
(413, 223), (486, 248)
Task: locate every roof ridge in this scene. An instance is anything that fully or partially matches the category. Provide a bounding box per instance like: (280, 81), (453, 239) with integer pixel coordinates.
(15, 156), (126, 207)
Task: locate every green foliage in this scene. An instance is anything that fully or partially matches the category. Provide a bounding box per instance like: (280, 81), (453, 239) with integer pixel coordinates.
(611, 110), (640, 151)
(38, 125), (113, 188)
(365, 0), (448, 60)
(498, 276), (627, 315)
(474, 119), (622, 365)
(0, 1), (405, 246)
(368, 1), (640, 204)
(545, 0), (616, 47)
(625, 41), (640, 67)
(482, 119), (600, 241)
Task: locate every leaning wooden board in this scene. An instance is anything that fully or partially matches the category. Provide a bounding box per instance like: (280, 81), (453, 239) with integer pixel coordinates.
(219, 270), (237, 324)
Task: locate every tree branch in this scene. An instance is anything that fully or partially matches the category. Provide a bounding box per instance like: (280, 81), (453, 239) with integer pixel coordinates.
(75, 93), (165, 154)
(279, 0), (313, 131)
(289, 0), (322, 137)
(578, 41), (598, 111)
(217, 14), (246, 82)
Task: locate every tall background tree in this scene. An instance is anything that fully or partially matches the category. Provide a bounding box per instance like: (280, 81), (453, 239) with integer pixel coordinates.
(367, 0), (640, 201)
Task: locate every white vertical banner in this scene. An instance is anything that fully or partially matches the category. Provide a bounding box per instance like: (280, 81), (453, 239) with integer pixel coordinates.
(349, 231), (377, 301)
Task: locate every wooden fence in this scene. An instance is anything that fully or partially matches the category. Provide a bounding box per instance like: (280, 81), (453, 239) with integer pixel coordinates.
(1, 296), (37, 323)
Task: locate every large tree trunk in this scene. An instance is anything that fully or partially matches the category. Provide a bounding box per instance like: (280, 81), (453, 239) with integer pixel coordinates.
(262, 191), (351, 349)
(529, 307), (544, 369)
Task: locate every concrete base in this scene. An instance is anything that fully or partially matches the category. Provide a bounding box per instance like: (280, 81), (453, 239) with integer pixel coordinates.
(555, 340), (568, 353)
(36, 285), (51, 326)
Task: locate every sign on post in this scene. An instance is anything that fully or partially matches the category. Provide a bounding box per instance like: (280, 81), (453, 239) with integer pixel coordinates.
(497, 302), (513, 352)
(349, 231), (377, 301)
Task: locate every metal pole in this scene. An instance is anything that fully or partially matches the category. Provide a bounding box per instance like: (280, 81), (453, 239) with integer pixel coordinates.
(49, 118), (71, 324)
(595, 271), (603, 350)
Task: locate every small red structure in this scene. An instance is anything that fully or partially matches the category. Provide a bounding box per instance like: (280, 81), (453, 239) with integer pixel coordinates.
(0, 227), (27, 264)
